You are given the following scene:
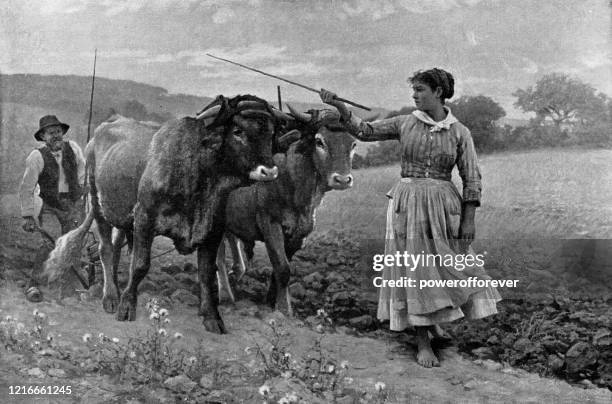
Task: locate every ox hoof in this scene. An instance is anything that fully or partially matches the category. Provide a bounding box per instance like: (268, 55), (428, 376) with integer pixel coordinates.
(102, 294), (119, 313)
(203, 318), (227, 334)
(116, 299), (137, 321)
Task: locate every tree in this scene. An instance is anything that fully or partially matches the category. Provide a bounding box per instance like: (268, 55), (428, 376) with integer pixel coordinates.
(449, 95), (506, 151)
(513, 73), (609, 127)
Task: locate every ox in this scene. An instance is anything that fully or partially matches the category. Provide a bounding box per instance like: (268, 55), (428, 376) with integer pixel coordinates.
(215, 106), (356, 315)
(86, 95), (289, 333)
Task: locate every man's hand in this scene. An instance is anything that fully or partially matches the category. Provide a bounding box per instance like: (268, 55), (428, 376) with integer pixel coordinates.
(22, 216), (38, 233)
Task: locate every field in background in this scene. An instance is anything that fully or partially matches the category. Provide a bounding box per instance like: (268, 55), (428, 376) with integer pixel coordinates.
(315, 148), (612, 239)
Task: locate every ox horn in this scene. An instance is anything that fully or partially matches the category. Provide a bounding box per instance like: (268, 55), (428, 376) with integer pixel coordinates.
(196, 104), (222, 121)
(286, 103), (312, 123)
(270, 107), (293, 122)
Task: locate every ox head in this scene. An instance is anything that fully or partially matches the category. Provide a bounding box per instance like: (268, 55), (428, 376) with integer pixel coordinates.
(197, 95), (292, 181)
(282, 105), (356, 190)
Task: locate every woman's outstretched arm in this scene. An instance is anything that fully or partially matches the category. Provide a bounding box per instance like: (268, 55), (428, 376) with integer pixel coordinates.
(320, 89), (400, 142)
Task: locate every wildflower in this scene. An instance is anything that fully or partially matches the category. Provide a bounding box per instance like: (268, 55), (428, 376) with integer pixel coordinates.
(344, 377), (354, 384)
(316, 308), (326, 317)
(158, 328), (167, 336)
(16, 323), (25, 332)
(47, 334), (53, 342)
(188, 356), (197, 365)
(37, 312), (46, 319)
(268, 319), (276, 327)
(159, 308), (169, 317)
(129, 351), (136, 359)
(315, 324), (324, 333)
(98, 332), (105, 340)
(375, 381), (386, 392)
(327, 364), (335, 373)
(278, 398), (289, 404)
(112, 337), (120, 343)
(244, 346), (252, 354)
(32, 309), (39, 317)
(82, 333), (92, 343)
(340, 360), (349, 369)
(258, 384), (270, 396)
(5, 315), (12, 321)
(283, 352), (291, 359)
(149, 312), (159, 320)
(285, 392), (298, 403)
(163, 318), (170, 324)
(281, 370), (292, 379)
(173, 332), (183, 340)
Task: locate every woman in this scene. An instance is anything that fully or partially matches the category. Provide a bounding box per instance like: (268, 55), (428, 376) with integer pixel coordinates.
(320, 68), (501, 368)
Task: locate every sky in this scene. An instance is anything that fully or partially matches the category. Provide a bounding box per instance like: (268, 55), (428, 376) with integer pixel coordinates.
(1, 0), (610, 118)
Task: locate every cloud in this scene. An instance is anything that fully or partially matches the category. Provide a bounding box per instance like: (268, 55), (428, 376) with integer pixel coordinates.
(37, 0), (88, 15)
(338, 0), (492, 20)
(97, 0), (260, 17)
(179, 43), (288, 67)
(212, 7), (235, 24)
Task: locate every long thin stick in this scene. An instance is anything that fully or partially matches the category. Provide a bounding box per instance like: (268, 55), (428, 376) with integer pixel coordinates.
(86, 49), (97, 144)
(83, 49), (97, 213)
(277, 85), (282, 111)
(207, 53), (371, 111)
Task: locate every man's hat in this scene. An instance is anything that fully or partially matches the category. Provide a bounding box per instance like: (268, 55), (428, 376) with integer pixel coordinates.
(34, 115), (70, 141)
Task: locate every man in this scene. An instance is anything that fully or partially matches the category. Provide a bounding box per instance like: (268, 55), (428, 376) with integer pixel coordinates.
(19, 115), (86, 302)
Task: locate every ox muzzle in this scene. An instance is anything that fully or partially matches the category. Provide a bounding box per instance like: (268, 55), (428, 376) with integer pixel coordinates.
(249, 165), (279, 181)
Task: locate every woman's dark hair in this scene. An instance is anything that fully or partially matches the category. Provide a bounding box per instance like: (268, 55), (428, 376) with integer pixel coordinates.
(408, 68), (455, 103)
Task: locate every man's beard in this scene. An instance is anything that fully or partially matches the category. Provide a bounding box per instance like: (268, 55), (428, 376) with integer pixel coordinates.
(48, 138), (63, 151)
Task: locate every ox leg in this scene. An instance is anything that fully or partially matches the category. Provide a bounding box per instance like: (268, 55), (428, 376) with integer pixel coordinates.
(96, 218), (120, 313)
(116, 209), (154, 321)
(216, 234), (236, 305)
(259, 217), (292, 316)
(198, 242), (226, 333)
(266, 239), (302, 308)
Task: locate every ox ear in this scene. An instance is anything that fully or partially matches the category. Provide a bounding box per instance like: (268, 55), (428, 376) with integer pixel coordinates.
(275, 129), (302, 152)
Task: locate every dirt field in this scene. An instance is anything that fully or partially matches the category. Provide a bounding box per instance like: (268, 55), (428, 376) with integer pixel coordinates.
(1, 148), (611, 403)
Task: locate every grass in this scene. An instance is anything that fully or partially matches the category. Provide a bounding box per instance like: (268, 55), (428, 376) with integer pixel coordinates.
(315, 148), (612, 239)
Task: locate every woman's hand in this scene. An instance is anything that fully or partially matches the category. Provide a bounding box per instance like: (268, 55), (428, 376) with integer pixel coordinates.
(458, 202), (478, 252)
(319, 89), (350, 118)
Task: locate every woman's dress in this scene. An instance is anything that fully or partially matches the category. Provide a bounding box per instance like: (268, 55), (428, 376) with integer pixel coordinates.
(343, 108), (501, 330)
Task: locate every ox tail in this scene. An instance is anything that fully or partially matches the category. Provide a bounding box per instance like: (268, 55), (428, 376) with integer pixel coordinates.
(42, 207), (95, 284)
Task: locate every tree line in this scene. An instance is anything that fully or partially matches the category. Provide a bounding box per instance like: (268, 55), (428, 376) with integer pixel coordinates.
(353, 73), (612, 169)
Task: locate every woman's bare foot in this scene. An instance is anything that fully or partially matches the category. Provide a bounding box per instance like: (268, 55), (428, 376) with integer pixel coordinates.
(416, 326), (440, 368)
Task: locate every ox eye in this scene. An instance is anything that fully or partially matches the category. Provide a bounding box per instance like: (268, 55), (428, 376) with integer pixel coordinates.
(315, 138), (325, 148)
(351, 142), (357, 150)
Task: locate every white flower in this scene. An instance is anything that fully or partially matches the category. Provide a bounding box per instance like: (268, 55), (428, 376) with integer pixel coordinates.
(158, 328), (167, 336)
(244, 346), (252, 354)
(278, 398), (289, 404)
(149, 312), (159, 320)
(163, 318), (171, 324)
(98, 333), (105, 340)
(375, 381), (386, 392)
(340, 360), (349, 369)
(283, 352), (291, 359)
(46, 335), (53, 342)
(268, 319), (277, 327)
(344, 377), (354, 384)
(129, 351), (136, 359)
(188, 356), (197, 365)
(16, 322), (25, 330)
(258, 384), (270, 396)
(38, 313), (46, 319)
(317, 308), (326, 316)
(82, 333), (92, 343)
(315, 324), (324, 333)
(112, 337), (120, 343)
(173, 332), (183, 340)
(159, 308), (169, 317)
(32, 309), (39, 317)
(285, 392), (298, 403)
(281, 370), (292, 379)
(327, 364), (335, 373)
(5, 315), (12, 321)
